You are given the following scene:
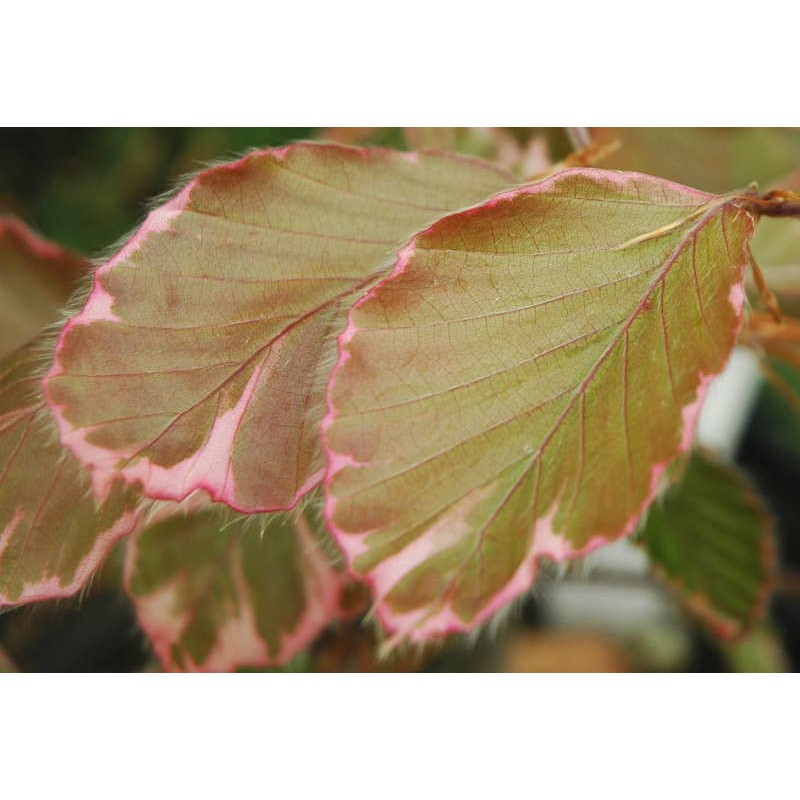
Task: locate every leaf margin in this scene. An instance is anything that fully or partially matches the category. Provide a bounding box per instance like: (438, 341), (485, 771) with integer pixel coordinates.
(322, 166), (757, 643)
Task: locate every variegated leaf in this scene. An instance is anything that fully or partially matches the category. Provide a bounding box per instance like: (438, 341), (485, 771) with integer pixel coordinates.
(0, 345), (140, 605)
(0, 216), (87, 358)
(46, 143), (513, 513)
(125, 504), (343, 671)
(324, 168), (755, 643)
(640, 450), (775, 640)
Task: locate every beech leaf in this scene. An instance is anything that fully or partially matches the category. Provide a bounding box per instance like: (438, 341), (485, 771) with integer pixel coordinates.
(640, 451), (775, 640)
(0, 216), (87, 359)
(45, 143), (513, 513)
(125, 504), (344, 671)
(0, 219), (138, 606)
(324, 168), (755, 643)
(0, 346), (140, 605)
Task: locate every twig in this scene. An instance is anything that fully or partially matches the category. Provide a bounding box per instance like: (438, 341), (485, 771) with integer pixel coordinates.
(566, 127), (593, 151)
(736, 189), (800, 220)
(749, 254), (783, 323)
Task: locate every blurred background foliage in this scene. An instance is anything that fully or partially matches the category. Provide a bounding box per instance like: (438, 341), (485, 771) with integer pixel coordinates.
(0, 128), (314, 254)
(1, 127), (799, 672)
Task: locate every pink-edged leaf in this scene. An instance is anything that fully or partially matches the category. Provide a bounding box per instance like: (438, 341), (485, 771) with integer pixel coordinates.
(639, 449), (776, 641)
(45, 143), (513, 513)
(0, 345), (140, 606)
(125, 503), (344, 672)
(324, 168), (756, 643)
(0, 216), (88, 358)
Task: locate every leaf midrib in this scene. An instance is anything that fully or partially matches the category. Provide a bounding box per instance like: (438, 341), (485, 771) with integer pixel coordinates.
(447, 205), (741, 601)
(355, 204), (744, 588)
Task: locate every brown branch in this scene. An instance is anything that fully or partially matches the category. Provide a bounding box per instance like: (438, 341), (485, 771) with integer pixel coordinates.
(736, 189), (800, 219)
(748, 253), (783, 323)
(526, 132), (619, 181)
(747, 312), (800, 342)
(563, 138), (620, 169)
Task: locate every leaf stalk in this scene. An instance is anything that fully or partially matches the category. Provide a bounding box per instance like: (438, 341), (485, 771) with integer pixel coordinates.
(736, 189), (800, 219)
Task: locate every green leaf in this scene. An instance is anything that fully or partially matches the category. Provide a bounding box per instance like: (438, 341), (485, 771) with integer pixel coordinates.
(125, 504), (344, 671)
(640, 451), (776, 640)
(324, 168), (755, 643)
(725, 626), (786, 672)
(0, 345), (140, 605)
(46, 143), (513, 513)
(0, 216), (87, 359)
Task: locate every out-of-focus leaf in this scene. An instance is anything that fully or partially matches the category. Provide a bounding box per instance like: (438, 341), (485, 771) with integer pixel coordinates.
(311, 623), (425, 672)
(318, 128), (407, 150)
(324, 128), (558, 176)
(592, 128), (800, 194)
(324, 168), (754, 643)
(749, 358), (800, 458)
(0, 646), (16, 672)
(46, 143), (513, 513)
(403, 128), (460, 151)
(640, 451), (775, 640)
(0, 216), (87, 358)
(0, 345), (140, 605)
(0, 129), (318, 254)
(741, 314), (800, 376)
(725, 626), (787, 672)
(753, 217), (800, 273)
(403, 128), (557, 176)
(749, 172), (800, 315)
(0, 217), (138, 606)
(125, 504), (344, 672)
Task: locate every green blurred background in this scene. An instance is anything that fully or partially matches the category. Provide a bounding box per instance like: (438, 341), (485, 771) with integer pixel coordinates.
(0, 128), (316, 255)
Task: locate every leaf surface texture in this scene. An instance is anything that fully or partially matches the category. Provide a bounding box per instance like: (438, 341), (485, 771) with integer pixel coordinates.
(47, 144), (513, 512)
(324, 168), (755, 641)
